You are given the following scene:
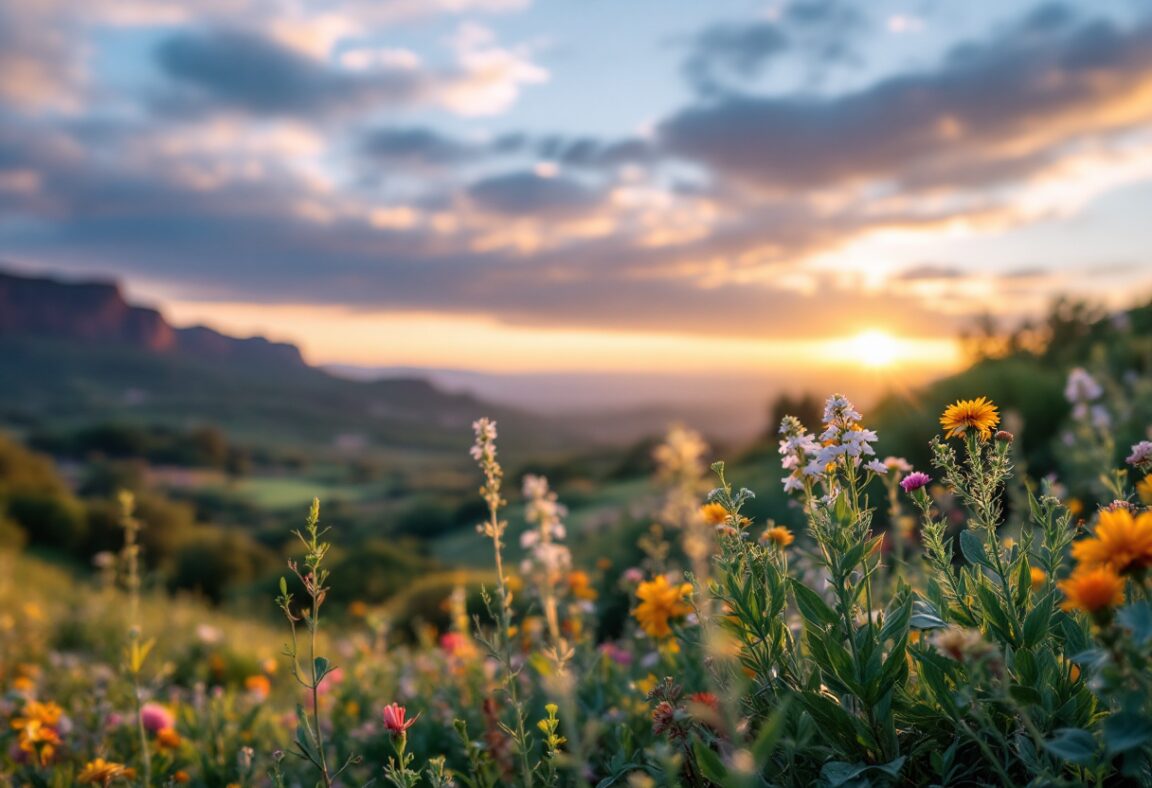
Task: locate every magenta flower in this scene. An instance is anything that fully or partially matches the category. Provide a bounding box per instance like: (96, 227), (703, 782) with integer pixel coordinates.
(900, 471), (932, 493)
(382, 703), (418, 736)
(140, 703), (174, 734)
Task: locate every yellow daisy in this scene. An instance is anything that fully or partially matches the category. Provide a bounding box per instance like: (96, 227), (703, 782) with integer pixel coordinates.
(633, 575), (693, 638)
(1070, 507), (1152, 575)
(1058, 565), (1125, 614)
(940, 397), (1000, 440)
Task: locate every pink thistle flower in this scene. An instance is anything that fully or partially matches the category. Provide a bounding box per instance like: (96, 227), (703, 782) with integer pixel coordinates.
(140, 703), (174, 734)
(382, 703), (419, 736)
(900, 472), (932, 494)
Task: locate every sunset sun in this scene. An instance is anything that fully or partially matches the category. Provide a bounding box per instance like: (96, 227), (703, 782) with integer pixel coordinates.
(848, 329), (900, 368)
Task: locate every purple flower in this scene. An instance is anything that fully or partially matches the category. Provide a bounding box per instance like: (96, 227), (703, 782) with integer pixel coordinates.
(1127, 441), (1152, 471)
(900, 471), (932, 493)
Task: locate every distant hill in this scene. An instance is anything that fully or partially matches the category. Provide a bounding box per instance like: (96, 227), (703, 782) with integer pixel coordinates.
(0, 267), (584, 456)
(0, 269), (305, 368)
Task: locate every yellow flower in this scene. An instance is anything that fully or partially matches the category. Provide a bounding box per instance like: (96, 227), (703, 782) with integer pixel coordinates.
(761, 526), (795, 547)
(77, 758), (135, 785)
(940, 397), (1000, 440)
(633, 575), (693, 638)
(1070, 508), (1152, 575)
(1058, 566), (1125, 614)
(699, 502), (728, 526)
(635, 673), (659, 696)
(1030, 567), (1047, 590)
(1137, 476), (1152, 506)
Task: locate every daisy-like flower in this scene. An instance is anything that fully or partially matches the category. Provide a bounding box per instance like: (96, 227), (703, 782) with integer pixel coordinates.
(1058, 565), (1125, 615)
(1127, 441), (1152, 472)
(699, 502), (728, 526)
(761, 526), (795, 547)
(900, 471), (931, 493)
(864, 459), (888, 474)
(382, 702), (419, 736)
(633, 575), (693, 638)
(884, 456), (912, 473)
(940, 397), (1000, 440)
(1070, 507), (1152, 575)
(77, 758), (135, 785)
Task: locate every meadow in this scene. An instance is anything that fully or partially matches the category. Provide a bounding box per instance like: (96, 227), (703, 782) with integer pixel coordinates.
(3, 303), (1152, 786)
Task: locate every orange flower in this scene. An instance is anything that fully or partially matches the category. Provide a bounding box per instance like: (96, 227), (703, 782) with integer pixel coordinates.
(156, 727), (182, 750)
(1030, 567), (1047, 590)
(568, 570), (598, 601)
(700, 502), (728, 526)
(1058, 566), (1125, 614)
(245, 674), (272, 700)
(1137, 477), (1152, 506)
(633, 575), (693, 638)
(1070, 508), (1152, 575)
(77, 758), (135, 785)
(940, 397), (1000, 440)
(761, 526), (795, 548)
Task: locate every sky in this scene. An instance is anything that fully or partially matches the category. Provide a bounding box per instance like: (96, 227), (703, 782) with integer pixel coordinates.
(2, 0), (1152, 391)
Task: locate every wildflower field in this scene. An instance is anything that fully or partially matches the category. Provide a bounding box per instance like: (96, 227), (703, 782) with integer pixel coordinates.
(5, 363), (1152, 786)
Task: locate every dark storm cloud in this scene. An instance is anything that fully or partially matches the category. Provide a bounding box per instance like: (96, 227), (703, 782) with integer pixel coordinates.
(154, 28), (431, 116)
(660, 10), (1152, 192)
(466, 171), (600, 217)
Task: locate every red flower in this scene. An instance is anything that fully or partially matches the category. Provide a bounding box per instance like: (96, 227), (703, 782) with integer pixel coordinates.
(382, 703), (418, 736)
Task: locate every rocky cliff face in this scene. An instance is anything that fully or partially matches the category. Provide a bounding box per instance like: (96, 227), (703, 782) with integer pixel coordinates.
(0, 268), (304, 367)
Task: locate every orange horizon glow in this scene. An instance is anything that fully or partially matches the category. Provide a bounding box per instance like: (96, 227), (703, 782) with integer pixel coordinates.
(161, 300), (964, 375)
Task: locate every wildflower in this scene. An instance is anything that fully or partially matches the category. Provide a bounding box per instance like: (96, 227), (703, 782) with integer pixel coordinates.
(634, 575), (693, 638)
(1065, 368), (1103, 404)
(141, 703), (174, 734)
(900, 471), (932, 493)
(932, 626), (996, 662)
(651, 701), (679, 737)
(823, 394), (862, 424)
(1127, 441), (1152, 472)
(1137, 476), (1152, 506)
(1070, 507), (1152, 575)
(940, 397), (1000, 440)
(1058, 566), (1125, 615)
(884, 456), (912, 473)
(568, 570), (598, 601)
(995, 430), (1014, 444)
(77, 758), (135, 785)
(761, 526), (795, 547)
(864, 459), (888, 474)
(173, 771), (190, 783)
(778, 415), (820, 491)
(244, 674), (271, 700)
(156, 727), (182, 750)
(700, 502), (728, 526)
(1030, 567), (1047, 590)
(382, 703), (419, 736)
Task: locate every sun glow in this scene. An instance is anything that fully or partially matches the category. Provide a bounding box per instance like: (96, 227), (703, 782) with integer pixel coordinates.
(848, 329), (900, 368)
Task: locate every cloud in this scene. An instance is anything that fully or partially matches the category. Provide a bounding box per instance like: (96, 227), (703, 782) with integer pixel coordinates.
(153, 23), (545, 119)
(897, 265), (966, 281)
(660, 10), (1152, 194)
(467, 171), (600, 217)
(682, 21), (790, 94)
(361, 127), (478, 167)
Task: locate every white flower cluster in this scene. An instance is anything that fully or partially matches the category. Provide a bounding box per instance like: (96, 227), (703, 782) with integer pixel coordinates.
(778, 415), (820, 493)
(1064, 368), (1110, 430)
(520, 474), (571, 582)
(470, 418), (498, 462)
(778, 395), (887, 494)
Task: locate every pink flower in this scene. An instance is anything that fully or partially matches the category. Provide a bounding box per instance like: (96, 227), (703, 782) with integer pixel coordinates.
(141, 703), (174, 734)
(900, 471), (932, 493)
(382, 703), (418, 736)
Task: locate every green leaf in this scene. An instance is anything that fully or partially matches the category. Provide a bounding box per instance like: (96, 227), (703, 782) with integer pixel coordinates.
(692, 740), (728, 783)
(909, 599), (946, 630)
(279, 576), (288, 596)
(1022, 593), (1053, 648)
(791, 579), (839, 628)
(314, 656), (331, 682)
(1103, 712), (1152, 754)
(959, 530), (991, 569)
(1009, 684), (1042, 706)
(1043, 728), (1097, 765)
(751, 699), (791, 764)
